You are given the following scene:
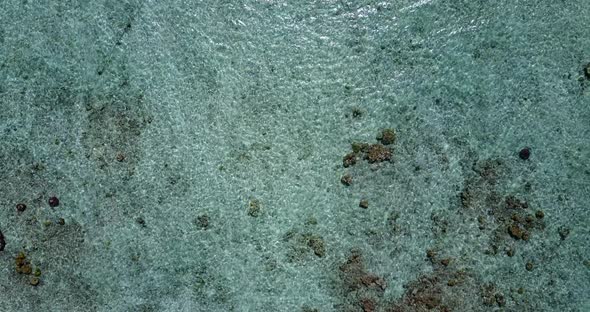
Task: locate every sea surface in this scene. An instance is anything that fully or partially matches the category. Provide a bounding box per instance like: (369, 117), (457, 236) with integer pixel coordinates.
(0, 1), (589, 311)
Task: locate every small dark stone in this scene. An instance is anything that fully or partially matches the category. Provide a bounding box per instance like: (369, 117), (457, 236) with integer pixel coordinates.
(506, 247), (515, 257)
(247, 199), (261, 217)
(306, 235), (325, 257)
(15, 252), (32, 274)
(341, 174), (353, 186)
(426, 249), (437, 259)
(508, 223), (524, 240)
(524, 182), (532, 191)
(136, 217), (146, 227)
(16, 203), (27, 212)
(519, 147), (531, 160)
(526, 261), (534, 271)
(57, 218), (65, 225)
(359, 199), (369, 209)
(460, 189), (472, 208)
(0, 230), (5, 251)
(535, 210), (545, 219)
(495, 293), (506, 307)
(584, 63), (590, 79)
(343, 152), (357, 168)
(558, 227), (570, 240)
(116, 153), (126, 162)
(351, 108), (364, 118)
(48, 196), (60, 208)
(377, 128), (397, 145)
(30, 277), (40, 286)
(196, 215), (209, 229)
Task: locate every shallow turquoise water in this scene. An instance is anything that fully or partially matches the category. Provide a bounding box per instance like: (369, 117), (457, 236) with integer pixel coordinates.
(0, 1), (589, 311)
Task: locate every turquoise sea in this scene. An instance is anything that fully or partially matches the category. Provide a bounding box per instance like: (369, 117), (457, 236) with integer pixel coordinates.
(0, 1), (589, 311)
